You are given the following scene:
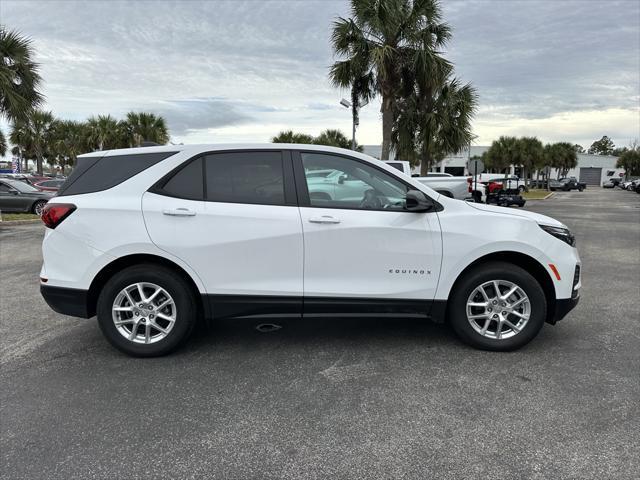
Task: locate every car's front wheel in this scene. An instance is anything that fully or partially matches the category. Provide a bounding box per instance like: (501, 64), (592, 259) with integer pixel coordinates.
(448, 262), (546, 351)
(96, 264), (198, 357)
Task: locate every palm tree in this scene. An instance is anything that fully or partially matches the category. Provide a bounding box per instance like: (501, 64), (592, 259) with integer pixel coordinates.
(0, 128), (6, 156)
(393, 71), (477, 174)
(86, 114), (120, 151)
(271, 130), (315, 144)
(25, 110), (55, 174)
(0, 27), (43, 122)
(484, 136), (520, 176)
(517, 137), (544, 189)
(124, 112), (169, 147)
(50, 119), (87, 173)
(330, 0), (451, 160)
(315, 128), (363, 151)
(9, 118), (34, 171)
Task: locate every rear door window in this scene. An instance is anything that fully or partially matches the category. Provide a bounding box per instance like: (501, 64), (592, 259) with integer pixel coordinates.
(204, 152), (286, 205)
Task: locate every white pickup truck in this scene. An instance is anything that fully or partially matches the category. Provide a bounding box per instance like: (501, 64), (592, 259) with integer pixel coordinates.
(382, 161), (484, 201)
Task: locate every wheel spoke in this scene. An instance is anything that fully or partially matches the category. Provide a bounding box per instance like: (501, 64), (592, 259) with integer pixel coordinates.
(124, 290), (136, 307)
(129, 321), (139, 340)
(155, 298), (173, 311)
(501, 286), (518, 301)
(149, 320), (168, 334)
(511, 311), (529, 320)
(469, 313), (489, 320)
(479, 286), (490, 302)
(495, 320), (502, 339)
(468, 302), (488, 308)
(493, 281), (501, 298)
(504, 319), (520, 332)
(509, 296), (527, 308)
(147, 288), (162, 303)
(156, 312), (175, 323)
(114, 318), (134, 325)
(145, 321), (151, 344)
(137, 283), (147, 302)
(480, 318), (492, 335)
(114, 306), (133, 312)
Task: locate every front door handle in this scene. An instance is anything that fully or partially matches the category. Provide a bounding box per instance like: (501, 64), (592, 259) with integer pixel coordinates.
(162, 208), (196, 217)
(309, 215), (340, 224)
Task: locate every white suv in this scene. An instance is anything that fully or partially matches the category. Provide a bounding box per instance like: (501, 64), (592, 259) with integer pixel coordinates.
(40, 144), (581, 356)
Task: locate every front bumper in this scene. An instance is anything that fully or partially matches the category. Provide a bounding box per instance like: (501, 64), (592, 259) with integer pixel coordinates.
(551, 295), (579, 323)
(40, 284), (92, 318)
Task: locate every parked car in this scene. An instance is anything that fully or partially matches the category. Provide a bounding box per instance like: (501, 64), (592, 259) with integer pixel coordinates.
(549, 177), (586, 191)
(34, 179), (65, 192)
(40, 144), (581, 357)
(602, 179), (616, 188)
(416, 176), (486, 202)
(0, 178), (53, 215)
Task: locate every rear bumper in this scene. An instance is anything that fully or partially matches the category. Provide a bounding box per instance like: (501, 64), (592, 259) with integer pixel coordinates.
(40, 284), (92, 318)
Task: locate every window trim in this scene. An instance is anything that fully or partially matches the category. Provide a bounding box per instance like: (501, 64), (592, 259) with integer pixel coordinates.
(149, 149), (297, 207)
(293, 150), (441, 213)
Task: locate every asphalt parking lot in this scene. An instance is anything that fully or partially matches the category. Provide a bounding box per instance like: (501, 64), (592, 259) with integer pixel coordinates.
(1, 188), (639, 479)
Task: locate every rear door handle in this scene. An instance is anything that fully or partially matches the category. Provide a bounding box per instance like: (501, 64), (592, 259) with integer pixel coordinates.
(309, 215), (340, 224)
(162, 208), (196, 217)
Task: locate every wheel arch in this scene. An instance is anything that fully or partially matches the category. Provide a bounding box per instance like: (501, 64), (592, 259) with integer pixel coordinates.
(445, 251), (558, 325)
(86, 253), (207, 319)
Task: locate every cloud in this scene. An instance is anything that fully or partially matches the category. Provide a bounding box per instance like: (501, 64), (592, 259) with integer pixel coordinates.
(152, 98), (253, 135)
(1, 0), (638, 150)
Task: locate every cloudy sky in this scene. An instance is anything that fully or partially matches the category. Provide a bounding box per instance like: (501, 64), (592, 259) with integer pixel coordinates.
(1, 0), (639, 150)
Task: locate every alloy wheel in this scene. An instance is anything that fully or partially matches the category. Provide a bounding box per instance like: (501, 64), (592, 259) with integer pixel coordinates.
(111, 282), (177, 344)
(466, 280), (531, 340)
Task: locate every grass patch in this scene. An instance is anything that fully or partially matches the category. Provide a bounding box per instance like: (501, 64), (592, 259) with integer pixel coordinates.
(522, 190), (553, 200)
(0, 213), (41, 221)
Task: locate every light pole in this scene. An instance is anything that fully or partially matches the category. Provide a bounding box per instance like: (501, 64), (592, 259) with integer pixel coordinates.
(340, 97), (368, 150)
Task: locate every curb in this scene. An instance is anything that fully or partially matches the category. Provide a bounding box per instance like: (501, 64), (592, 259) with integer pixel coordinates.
(0, 219), (42, 226)
(525, 192), (555, 201)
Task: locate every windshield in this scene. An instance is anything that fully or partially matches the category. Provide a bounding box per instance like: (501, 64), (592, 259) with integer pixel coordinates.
(6, 179), (40, 193)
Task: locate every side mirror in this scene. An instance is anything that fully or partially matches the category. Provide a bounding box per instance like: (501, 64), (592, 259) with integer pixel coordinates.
(338, 174), (347, 185)
(9, 189), (19, 195)
(405, 190), (433, 212)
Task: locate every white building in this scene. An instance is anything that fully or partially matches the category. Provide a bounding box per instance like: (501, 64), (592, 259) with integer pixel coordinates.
(362, 145), (622, 186)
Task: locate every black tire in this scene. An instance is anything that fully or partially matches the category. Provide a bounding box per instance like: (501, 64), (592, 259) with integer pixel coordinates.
(578, 186), (584, 192)
(96, 264), (198, 357)
(518, 185), (526, 193)
(448, 261), (547, 351)
(32, 200), (47, 216)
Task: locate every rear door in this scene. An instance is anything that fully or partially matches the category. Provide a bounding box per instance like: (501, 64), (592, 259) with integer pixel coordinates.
(142, 150), (304, 316)
(294, 151), (442, 314)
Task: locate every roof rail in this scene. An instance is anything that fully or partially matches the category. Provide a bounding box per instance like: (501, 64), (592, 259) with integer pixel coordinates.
(140, 141), (161, 147)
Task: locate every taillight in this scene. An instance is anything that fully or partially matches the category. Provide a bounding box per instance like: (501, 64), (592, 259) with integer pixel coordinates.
(467, 177), (473, 193)
(41, 203), (76, 229)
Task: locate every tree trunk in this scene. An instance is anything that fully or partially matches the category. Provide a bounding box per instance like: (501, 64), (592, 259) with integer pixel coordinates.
(380, 95), (394, 160)
(420, 150), (432, 176)
(536, 169), (540, 189)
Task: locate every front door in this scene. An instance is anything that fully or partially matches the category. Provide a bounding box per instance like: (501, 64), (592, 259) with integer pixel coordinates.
(143, 150), (304, 317)
(295, 152), (442, 314)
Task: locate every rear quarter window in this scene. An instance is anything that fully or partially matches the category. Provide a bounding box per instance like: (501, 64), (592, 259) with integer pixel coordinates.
(57, 151), (178, 196)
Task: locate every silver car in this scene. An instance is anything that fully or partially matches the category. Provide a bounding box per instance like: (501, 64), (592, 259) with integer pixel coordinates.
(0, 179), (54, 215)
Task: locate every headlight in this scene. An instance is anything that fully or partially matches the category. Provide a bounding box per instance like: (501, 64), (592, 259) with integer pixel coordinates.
(539, 224), (576, 247)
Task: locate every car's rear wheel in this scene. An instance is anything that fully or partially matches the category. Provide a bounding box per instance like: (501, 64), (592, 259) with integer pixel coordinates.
(96, 264), (198, 357)
(32, 200), (47, 216)
(448, 262), (546, 351)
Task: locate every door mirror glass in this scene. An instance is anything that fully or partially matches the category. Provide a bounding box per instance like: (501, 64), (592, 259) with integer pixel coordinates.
(338, 174), (347, 185)
(405, 190), (433, 212)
